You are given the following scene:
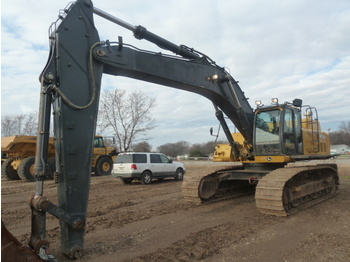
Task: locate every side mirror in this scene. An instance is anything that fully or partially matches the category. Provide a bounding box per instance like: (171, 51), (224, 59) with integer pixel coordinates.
(210, 127), (213, 136)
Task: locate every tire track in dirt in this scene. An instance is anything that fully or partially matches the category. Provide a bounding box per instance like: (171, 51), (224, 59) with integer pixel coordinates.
(2, 163), (349, 262)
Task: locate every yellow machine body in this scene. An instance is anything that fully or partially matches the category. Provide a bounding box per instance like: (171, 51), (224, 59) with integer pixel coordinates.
(213, 106), (331, 163)
(1, 135), (117, 180)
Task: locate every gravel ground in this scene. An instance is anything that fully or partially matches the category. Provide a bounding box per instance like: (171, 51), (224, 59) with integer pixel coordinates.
(1, 160), (349, 261)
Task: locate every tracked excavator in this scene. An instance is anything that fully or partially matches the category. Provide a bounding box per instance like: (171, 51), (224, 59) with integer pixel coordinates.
(2, 0), (339, 261)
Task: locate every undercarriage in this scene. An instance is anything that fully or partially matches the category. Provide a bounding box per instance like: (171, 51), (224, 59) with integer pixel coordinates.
(182, 163), (339, 216)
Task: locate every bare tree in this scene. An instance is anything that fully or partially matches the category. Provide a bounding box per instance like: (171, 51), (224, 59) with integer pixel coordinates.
(1, 113), (38, 137)
(339, 121), (350, 135)
(330, 121), (350, 146)
(1, 116), (17, 137)
(22, 113), (38, 136)
(199, 140), (228, 155)
(98, 88), (156, 151)
(189, 143), (206, 157)
(157, 141), (190, 157)
(157, 140), (228, 157)
(132, 141), (152, 152)
(188, 140), (227, 157)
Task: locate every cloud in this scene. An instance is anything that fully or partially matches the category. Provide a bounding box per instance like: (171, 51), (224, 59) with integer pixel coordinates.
(2, 0), (350, 147)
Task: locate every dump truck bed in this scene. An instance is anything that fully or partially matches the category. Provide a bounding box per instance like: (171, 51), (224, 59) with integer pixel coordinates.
(1, 136), (55, 158)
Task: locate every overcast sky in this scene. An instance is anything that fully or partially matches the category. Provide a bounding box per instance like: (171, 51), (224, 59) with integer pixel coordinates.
(2, 0), (350, 149)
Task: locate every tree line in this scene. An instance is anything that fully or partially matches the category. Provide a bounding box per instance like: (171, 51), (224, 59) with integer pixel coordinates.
(156, 140), (227, 157)
(1, 113), (38, 137)
(106, 139), (227, 157)
(330, 121), (350, 146)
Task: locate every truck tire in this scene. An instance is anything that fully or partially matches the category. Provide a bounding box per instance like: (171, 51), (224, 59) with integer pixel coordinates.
(47, 157), (56, 180)
(18, 157), (36, 182)
(95, 156), (113, 176)
(1, 158), (20, 180)
(141, 171), (152, 185)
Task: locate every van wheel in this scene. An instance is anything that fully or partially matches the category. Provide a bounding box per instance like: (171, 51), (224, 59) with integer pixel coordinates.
(141, 171), (152, 185)
(95, 157), (113, 176)
(1, 158), (20, 180)
(18, 157), (36, 182)
(174, 168), (184, 181)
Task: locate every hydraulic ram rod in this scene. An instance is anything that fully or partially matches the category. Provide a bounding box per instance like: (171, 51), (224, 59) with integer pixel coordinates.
(93, 7), (200, 59)
(93, 7), (136, 31)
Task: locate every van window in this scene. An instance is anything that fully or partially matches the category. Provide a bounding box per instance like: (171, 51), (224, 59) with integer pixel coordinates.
(133, 154), (147, 163)
(150, 154), (161, 163)
(116, 154), (132, 163)
(116, 154), (147, 163)
(159, 154), (170, 163)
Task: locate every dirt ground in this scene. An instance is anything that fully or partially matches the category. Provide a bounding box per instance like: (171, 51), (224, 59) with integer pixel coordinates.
(1, 160), (350, 262)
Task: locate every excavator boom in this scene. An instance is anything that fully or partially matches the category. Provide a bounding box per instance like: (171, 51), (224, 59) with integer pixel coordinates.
(95, 43), (254, 143)
(91, 5), (254, 145)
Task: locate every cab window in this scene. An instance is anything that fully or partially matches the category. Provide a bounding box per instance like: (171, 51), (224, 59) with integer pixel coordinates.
(283, 108), (302, 154)
(255, 109), (281, 155)
(283, 109), (296, 154)
(94, 137), (104, 148)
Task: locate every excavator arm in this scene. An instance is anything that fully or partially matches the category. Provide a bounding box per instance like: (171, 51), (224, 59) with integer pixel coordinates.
(29, 1), (103, 259)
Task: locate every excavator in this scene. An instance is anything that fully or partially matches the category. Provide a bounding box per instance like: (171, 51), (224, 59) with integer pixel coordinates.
(1, 0), (339, 261)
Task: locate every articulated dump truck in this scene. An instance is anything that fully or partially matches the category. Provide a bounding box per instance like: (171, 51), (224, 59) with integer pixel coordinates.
(1, 136), (55, 182)
(1, 135), (118, 182)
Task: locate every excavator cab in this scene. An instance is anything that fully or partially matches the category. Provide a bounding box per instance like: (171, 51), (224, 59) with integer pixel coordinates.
(254, 101), (303, 157)
(253, 97), (331, 163)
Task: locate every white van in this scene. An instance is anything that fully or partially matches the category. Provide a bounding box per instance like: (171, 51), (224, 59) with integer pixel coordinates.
(112, 152), (186, 185)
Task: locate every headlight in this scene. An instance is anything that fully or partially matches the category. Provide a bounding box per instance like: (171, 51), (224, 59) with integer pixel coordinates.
(271, 98), (279, 104)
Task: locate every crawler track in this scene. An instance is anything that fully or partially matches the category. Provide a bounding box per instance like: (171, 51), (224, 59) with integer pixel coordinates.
(182, 164), (339, 216)
(182, 167), (223, 204)
(182, 166), (255, 204)
(255, 165), (339, 216)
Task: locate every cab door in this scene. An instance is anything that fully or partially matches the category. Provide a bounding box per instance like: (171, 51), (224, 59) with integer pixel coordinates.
(282, 108), (302, 155)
